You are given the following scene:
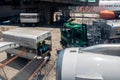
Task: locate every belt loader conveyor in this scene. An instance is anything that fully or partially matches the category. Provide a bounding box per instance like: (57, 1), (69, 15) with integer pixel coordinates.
(0, 42), (49, 80)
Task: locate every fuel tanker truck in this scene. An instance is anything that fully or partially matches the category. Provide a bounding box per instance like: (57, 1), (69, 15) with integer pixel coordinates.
(56, 44), (120, 80)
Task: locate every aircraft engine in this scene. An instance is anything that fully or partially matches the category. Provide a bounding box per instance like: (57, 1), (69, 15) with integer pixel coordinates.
(56, 44), (120, 80)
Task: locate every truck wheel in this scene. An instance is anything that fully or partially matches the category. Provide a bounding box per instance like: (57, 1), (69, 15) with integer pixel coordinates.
(22, 23), (25, 26)
(32, 24), (35, 26)
(108, 39), (113, 43)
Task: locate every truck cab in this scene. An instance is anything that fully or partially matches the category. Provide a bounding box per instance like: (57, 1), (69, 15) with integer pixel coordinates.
(60, 21), (88, 48)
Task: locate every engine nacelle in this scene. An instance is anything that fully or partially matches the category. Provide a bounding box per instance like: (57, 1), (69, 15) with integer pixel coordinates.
(56, 44), (120, 80)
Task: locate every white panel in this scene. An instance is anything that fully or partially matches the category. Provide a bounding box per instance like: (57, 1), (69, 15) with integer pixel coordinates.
(3, 28), (51, 49)
(62, 48), (79, 80)
(0, 42), (19, 53)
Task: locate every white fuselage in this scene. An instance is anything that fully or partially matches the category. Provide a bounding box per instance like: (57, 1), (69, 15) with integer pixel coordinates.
(75, 0), (120, 13)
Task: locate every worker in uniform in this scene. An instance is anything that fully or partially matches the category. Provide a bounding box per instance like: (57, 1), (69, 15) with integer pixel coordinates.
(41, 41), (49, 53)
(37, 40), (49, 59)
(37, 41), (42, 56)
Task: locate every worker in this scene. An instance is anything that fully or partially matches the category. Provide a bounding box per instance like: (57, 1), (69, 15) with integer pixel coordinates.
(37, 40), (49, 56)
(41, 41), (49, 53)
(37, 41), (43, 56)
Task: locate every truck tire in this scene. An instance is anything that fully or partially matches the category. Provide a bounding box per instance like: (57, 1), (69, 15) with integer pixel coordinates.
(32, 24), (35, 26)
(22, 23), (25, 26)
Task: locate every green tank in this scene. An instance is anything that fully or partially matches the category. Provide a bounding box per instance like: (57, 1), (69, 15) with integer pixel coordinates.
(60, 22), (88, 48)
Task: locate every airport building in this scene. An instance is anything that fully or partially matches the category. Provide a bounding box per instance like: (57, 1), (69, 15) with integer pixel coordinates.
(0, 0), (99, 24)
